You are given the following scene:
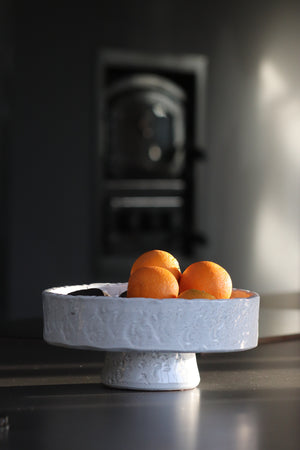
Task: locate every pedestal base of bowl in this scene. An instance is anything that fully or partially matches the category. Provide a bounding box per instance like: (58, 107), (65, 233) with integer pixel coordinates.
(101, 351), (200, 391)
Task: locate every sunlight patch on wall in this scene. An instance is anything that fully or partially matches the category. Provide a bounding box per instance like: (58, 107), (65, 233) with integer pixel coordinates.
(259, 60), (287, 105)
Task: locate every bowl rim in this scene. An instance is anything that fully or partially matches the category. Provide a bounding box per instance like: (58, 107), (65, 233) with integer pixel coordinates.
(42, 283), (259, 302)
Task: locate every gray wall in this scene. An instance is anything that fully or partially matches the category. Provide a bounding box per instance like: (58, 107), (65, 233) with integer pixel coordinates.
(5, 0), (300, 320)
(207, 1), (300, 294)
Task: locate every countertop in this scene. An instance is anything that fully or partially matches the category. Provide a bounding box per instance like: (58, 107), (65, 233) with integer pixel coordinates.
(0, 336), (300, 450)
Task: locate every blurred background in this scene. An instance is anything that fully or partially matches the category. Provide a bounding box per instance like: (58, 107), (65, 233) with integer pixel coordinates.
(1, 0), (300, 325)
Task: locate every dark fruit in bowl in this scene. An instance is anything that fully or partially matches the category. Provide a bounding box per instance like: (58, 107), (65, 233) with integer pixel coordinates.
(69, 288), (110, 296)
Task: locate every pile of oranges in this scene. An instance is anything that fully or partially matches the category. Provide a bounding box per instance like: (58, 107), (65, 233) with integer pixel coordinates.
(126, 249), (241, 300)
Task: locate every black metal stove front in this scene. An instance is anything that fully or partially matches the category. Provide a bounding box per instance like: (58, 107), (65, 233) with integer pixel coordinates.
(95, 50), (208, 279)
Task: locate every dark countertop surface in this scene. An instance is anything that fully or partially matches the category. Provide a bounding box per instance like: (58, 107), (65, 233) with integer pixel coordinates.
(0, 336), (300, 450)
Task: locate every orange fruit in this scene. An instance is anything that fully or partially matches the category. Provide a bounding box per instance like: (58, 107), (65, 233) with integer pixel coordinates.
(130, 249), (181, 281)
(178, 289), (216, 299)
(179, 261), (232, 299)
(127, 266), (179, 299)
(230, 289), (252, 298)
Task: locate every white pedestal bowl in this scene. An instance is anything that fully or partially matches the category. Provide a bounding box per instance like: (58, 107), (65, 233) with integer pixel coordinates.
(42, 283), (260, 391)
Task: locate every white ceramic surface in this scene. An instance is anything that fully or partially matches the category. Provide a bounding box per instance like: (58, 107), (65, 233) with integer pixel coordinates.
(42, 283), (260, 390)
(101, 351), (200, 391)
